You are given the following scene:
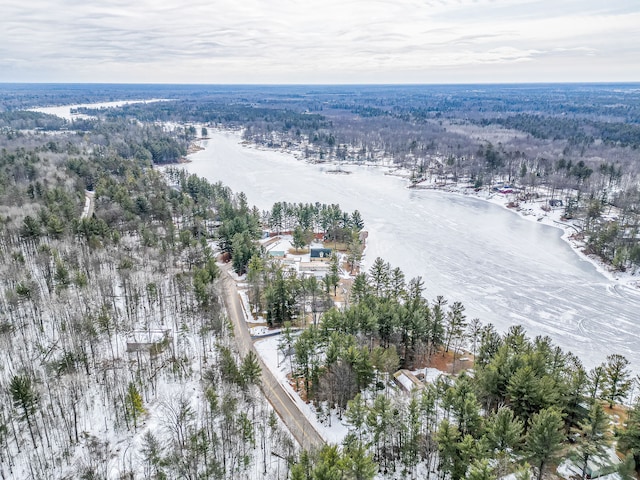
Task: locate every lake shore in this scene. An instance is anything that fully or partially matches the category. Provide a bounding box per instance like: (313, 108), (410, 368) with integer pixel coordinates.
(408, 177), (640, 287)
(208, 128), (640, 288)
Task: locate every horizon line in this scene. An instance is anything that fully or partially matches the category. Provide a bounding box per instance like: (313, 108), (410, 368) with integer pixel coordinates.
(1, 81), (640, 87)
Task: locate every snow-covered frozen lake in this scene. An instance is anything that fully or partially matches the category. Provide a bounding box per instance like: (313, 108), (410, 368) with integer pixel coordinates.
(29, 99), (164, 121)
(185, 131), (640, 373)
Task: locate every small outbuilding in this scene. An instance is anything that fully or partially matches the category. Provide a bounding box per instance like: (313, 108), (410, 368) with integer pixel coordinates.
(310, 248), (332, 260)
(584, 447), (621, 479)
(393, 369), (424, 393)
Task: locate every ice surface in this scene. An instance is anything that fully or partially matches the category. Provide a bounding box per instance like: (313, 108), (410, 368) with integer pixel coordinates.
(184, 131), (640, 373)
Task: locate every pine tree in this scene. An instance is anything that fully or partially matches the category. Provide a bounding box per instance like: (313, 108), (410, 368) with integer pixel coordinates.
(350, 273), (369, 304)
(342, 440), (377, 480)
(486, 406), (523, 453)
(9, 374), (39, 447)
(312, 444), (343, 480)
(485, 406), (523, 477)
(351, 210), (364, 230)
(437, 419), (461, 480)
(290, 450), (312, 480)
(240, 351), (261, 387)
(602, 354), (632, 408)
(574, 402), (610, 480)
(125, 382), (145, 430)
(444, 301), (466, 354)
(525, 407), (565, 480)
(368, 394), (393, 473)
(246, 254), (265, 314)
(402, 395), (422, 475)
(292, 225), (307, 251)
(140, 431), (166, 479)
(618, 399), (640, 470)
(369, 257), (390, 298)
(468, 459), (497, 480)
(345, 393), (368, 442)
(508, 365), (559, 420)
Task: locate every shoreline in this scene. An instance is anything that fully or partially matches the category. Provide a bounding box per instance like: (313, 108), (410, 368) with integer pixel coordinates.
(193, 128), (640, 289)
(411, 181), (635, 286)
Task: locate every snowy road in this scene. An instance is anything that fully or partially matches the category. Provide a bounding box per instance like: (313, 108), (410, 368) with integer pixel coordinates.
(219, 264), (325, 450)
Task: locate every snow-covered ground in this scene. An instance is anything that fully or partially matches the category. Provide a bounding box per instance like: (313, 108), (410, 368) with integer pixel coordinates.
(408, 175), (639, 287)
(238, 127), (637, 288)
(184, 130), (640, 374)
(28, 99), (166, 121)
(254, 335), (351, 444)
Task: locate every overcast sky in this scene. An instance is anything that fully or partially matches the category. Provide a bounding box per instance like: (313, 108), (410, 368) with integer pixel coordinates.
(2, 0), (639, 84)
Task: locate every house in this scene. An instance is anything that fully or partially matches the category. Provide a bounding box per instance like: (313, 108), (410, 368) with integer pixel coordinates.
(393, 369), (424, 392)
(310, 248), (332, 260)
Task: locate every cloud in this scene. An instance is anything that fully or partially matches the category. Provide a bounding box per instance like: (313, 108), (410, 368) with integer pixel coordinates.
(1, 0), (639, 82)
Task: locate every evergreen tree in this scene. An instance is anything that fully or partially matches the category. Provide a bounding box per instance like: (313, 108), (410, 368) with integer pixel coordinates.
(389, 267), (406, 300)
(485, 406), (523, 477)
(507, 365), (559, 421)
(437, 419), (462, 480)
(345, 394), (369, 443)
(125, 382), (145, 430)
(602, 354), (632, 408)
(292, 225), (308, 251)
(367, 394), (394, 473)
(342, 439), (377, 480)
(247, 254), (265, 314)
(369, 257), (390, 298)
(240, 351), (262, 386)
(564, 356), (589, 430)
(468, 459), (497, 480)
(350, 273), (369, 304)
(312, 444), (344, 480)
(476, 324), (502, 367)
(402, 395), (422, 475)
(9, 374), (39, 447)
(140, 430), (166, 479)
(231, 231), (258, 274)
(618, 399), (640, 470)
(485, 406), (524, 453)
(351, 210), (365, 230)
(290, 450), (313, 480)
(525, 407), (565, 480)
(588, 365), (606, 402)
(574, 401), (610, 480)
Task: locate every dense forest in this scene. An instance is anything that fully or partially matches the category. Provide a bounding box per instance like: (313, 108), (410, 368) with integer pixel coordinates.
(2, 84), (640, 479)
(0, 109), (298, 478)
(248, 251), (640, 480)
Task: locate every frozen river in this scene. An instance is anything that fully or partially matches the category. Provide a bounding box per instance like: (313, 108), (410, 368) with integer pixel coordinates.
(185, 131), (640, 373)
